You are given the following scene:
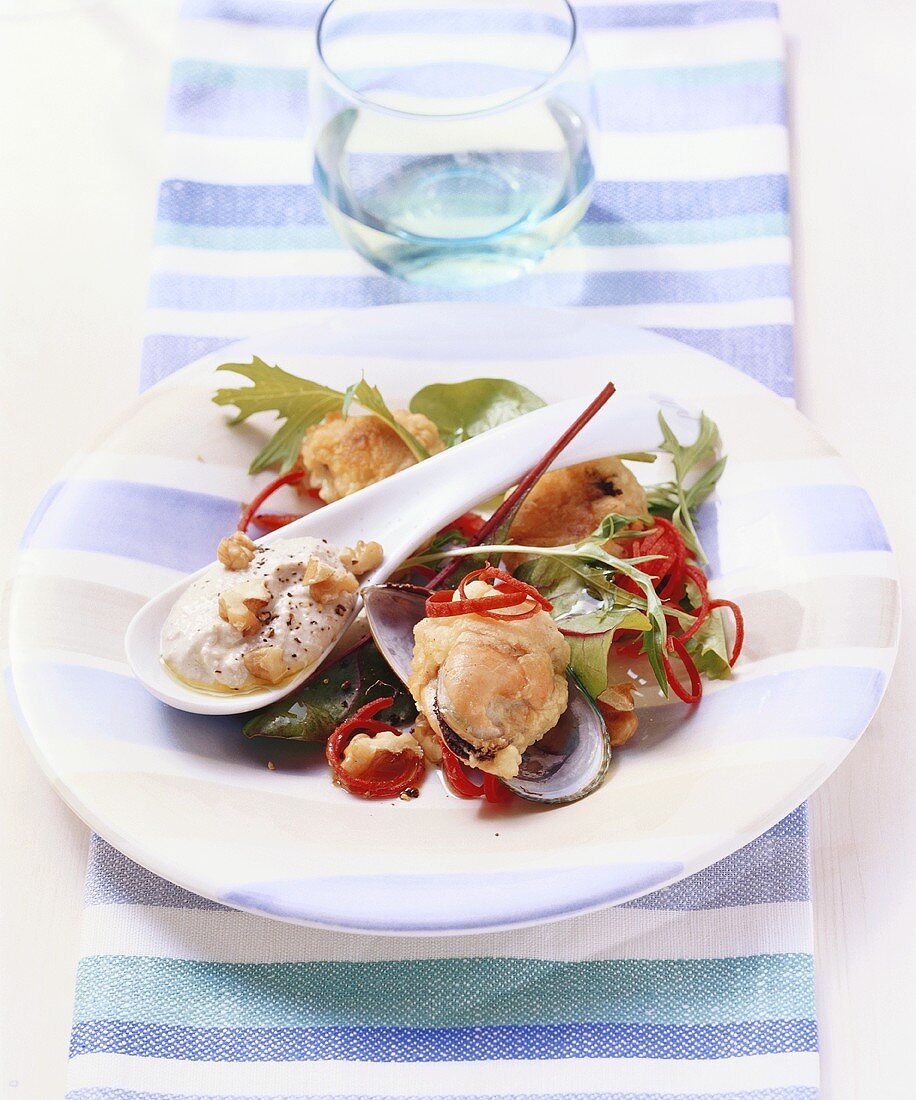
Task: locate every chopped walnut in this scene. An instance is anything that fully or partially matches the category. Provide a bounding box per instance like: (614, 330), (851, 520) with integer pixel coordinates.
(218, 578), (270, 636)
(303, 558), (334, 584)
(243, 645), (290, 684)
(598, 682), (636, 712)
(597, 682), (639, 747)
(217, 530), (257, 570)
(340, 539), (384, 576)
(303, 557), (359, 604)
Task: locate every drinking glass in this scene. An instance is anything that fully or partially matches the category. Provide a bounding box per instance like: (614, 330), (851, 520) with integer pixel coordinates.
(310, 0), (596, 287)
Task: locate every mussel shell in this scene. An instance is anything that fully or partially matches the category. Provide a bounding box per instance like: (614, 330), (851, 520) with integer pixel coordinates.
(362, 583), (429, 686)
(362, 582), (612, 805)
(502, 680), (611, 805)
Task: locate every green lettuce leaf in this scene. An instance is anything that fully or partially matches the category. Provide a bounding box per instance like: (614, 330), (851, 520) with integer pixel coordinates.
(409, 377), (545, 447)
(566, 633), (616, 698)
(685, 607), (732, 680)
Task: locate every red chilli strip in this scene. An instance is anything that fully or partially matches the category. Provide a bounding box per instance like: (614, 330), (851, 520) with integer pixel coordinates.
(250, 511), (305, 533)
(654, 519), (689, 599)
(427, 382), (616, 591)
(662, 636), (703, 705)
(326, 697), (425, 800)
(675, 563), (711, 643)
(238, 470), (305, 534)
(440, 744), (485, 799)
(634, 518), (687, 598)
(425, 588), (528, 618)
(708, 599), (745, 666)
(426, 567), (551, 620)
(457, 567), (552, 611)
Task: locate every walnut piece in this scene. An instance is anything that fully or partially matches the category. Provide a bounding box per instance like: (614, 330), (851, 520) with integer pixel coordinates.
(340, 539), (384, 576)
(218, 578), (270, 636)
(597, 683), (639, 747)
(303, 557), (359, 604)
(243, 645), (290, 684)
(597, 682), (636, 712)
(217, 530), (257, 570)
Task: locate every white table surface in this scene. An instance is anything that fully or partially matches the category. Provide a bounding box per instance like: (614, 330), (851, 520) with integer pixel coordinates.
(0, 1), (913, 1097)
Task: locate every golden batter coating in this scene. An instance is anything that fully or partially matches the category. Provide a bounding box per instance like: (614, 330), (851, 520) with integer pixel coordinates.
(300, 410), (444, 503)
(408, 584), (570, 779)
(507, 458), (648, 551)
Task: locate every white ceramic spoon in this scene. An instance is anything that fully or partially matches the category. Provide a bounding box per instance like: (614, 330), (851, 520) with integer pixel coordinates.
(125, 391), (693, 715)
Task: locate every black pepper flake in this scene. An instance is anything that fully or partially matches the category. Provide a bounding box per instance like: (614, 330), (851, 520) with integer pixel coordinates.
(399, 787), (420, 801)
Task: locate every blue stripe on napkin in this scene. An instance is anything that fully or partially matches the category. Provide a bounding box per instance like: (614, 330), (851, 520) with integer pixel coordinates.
(157, 178), (789, 228)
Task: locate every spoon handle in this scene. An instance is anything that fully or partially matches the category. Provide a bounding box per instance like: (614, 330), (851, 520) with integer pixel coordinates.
(261, 391), (671, 580)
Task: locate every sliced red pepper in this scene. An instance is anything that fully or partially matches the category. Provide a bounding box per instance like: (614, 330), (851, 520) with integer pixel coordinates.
(425, 566), (552, 620)
(662, 635), (703, 705)
(250, 511), (305, 533)
(673, 563), (710, 642)
(326, 697), (425, 800)
(708, 598), (745, 666)
(440, 743), (484, 799)
(626, 516), (687, 601)
(425, 588), (528, 617)
(238, 470), (305, 534)
(456, 567), (552, 610)
(482, 772), (514, 804)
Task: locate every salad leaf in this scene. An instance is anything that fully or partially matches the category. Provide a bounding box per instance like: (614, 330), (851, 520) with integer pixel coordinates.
(566, 632), (617, 698)
(343, 378), (429, 461)
(685, 607), (732, 680)
(409, 377), (546, 447)
(215, 363), (536, 474)
(214, 358), (345, 474)
(646, 411), (726, 563)
(242, 639), (416, 742)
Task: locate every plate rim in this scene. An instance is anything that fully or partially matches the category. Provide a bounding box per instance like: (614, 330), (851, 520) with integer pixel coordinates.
(7, 302), (902, 934)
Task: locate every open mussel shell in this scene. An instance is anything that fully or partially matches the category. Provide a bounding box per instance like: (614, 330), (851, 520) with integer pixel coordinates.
(362, 583), (430, 686)
(362, 583), (612, 805)
(501, 679), (610, 804)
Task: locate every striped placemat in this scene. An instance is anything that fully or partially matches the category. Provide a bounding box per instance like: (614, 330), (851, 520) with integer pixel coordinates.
(67, 1), (816, 1097)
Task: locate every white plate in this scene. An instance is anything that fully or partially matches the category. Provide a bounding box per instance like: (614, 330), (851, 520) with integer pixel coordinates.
(7, 303), (900, 934)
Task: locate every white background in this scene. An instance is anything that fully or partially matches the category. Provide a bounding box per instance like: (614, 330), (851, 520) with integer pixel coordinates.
(0, 1), (913, 1097)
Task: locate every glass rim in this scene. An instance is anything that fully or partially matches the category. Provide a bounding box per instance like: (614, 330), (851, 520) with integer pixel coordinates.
(314, 0), (581, 122)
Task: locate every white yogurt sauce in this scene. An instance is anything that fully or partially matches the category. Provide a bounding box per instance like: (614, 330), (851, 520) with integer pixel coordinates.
(160, 537), (354, 691)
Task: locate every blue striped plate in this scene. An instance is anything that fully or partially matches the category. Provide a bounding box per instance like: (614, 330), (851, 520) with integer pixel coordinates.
(8, 303), (900, 933)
